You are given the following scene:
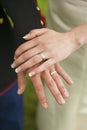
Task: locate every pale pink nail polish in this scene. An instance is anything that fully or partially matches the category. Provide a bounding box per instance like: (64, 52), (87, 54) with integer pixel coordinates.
(42, 103), (48, 109)
(28, 71), (35, 77)
(15, 68), (21, 73)
(11, 63), (15, 68)
(23, 33), (30, 39)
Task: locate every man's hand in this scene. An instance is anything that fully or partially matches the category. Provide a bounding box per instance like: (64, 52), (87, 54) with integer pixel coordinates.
(17, 64), (73, 108)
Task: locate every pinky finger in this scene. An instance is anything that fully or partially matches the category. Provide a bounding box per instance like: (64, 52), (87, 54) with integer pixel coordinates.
(17, 72), (26, 94)
(55, 64), (73, 85)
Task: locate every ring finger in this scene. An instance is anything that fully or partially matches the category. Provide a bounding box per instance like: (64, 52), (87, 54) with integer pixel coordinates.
(50, 69), (69, 98)
(42, 70), (65, 105)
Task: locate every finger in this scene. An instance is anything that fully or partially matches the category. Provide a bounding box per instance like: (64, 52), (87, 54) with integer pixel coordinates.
(14, 40), (38, 59)
(55, 64), (73, 85)
(30, 74), (48, 109)
(14, 51), (51, 73)
(42, 70), (65, 105)
(28, 59), (55, 77)
(50, 70), (69, 99)
(17, 72), (26, 94)
(14, 54), (44, 73)
(11, 46), (43, 68)
(23, 28), (48, 40)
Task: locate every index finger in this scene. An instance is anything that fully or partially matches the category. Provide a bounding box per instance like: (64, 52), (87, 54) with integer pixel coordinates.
(30, 74), (48, 109)
(14, 40), (38, 59)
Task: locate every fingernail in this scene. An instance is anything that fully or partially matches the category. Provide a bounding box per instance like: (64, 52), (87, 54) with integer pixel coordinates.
(42, 103), (48, 109)
(28, 71), (36, 77)
(23, 33), (30, 39)
(15, 67), (21, 73)
(59, 99), (65, 105)
(69, 78), (74, 85)
(17, 89), (23, 94)
(64, 91), (69, 98)
(58, 96), (65, 105)
(11, 63), (15, 68)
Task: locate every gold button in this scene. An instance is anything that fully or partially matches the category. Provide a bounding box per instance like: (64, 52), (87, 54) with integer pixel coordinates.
(40, 20), (44, 26)
(36, 6), (40, 11)
(0, 18), (4, 24)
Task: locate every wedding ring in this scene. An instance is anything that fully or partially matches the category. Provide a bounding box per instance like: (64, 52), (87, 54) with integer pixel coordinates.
(50, 70), (57, 76)
(39, 53), (46, 61)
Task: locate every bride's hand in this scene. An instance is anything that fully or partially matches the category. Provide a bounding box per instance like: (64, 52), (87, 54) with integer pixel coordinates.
(11, 28), (78, 77)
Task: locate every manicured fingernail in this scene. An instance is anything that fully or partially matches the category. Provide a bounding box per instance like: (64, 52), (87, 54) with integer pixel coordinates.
(42, 103), (48, 109)
(69, 78), (73, 85)
(64, 91), (69, 98)
(15, 67), (21, 73)
(11, 63), (15, 68)
(23, 33), (30, 39)
(58, 96), (65, 105)
(59, 99), (65, 105)
(28, 71), (35, 77)
(17, 88), (23, 94)
(70, 80), (73, 85)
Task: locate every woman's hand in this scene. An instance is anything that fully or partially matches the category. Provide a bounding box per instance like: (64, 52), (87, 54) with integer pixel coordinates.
(11, 28), (78, 77)
(17, 64), (73, 108)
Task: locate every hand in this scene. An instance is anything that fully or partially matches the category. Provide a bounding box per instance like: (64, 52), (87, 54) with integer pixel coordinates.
(17, 64), (73, 108)
(17, 72), (26, 94)
(11, 28), (78, 77)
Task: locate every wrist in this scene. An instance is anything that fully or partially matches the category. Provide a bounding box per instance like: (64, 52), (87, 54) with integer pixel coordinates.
(70, 24), (87, 49)
(65, 30), (80, 54)
(69, 28), (83, 51)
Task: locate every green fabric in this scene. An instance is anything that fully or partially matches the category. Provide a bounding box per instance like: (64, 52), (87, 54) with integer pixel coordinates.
(4, 8), (14, 28)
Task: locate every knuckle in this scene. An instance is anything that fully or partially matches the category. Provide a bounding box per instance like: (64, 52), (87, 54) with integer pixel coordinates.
(32, 55), (40, 64)
(60, 86), (67, 94)
(55, 92), (62, 99)
(59, 85), (65, 91)
(38, 41), (47, 50)
(42, 43), (48, 50)
(40, 98), (46, 104)
(35, 68), (41, 74)
(15, 60), (19, 65)
(56, 92), (61, 97)
(32, 56), (38, 63)
(15, 46), (23, 56)
(47, 79), (54, 87)
(57, 93), (62, 99)
(19, 45), (24, 52)
(22, 53), (28, 60)
(35, 85), (43, 92)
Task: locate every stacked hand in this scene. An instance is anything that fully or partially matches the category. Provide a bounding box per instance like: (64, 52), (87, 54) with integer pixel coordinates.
(17, 63), (73, 108)
(11, 28), (75, 108)
(11, 28), (78, 76)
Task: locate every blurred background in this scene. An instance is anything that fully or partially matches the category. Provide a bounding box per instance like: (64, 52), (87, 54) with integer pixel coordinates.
(24, 0), (48, 130)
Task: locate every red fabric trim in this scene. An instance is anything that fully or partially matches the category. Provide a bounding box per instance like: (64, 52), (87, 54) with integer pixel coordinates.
(0, 80), (17, 96)
(33, 0), (46, 27)
(41, 13), (46, 27)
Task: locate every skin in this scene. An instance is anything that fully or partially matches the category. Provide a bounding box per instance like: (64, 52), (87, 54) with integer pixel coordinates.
(12, 23), (87, 76)
(13, 23), (87, 108)
(17, 64), (73, 108)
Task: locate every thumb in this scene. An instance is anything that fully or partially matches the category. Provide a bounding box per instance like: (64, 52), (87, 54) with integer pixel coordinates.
(23, 28), (48, 40)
